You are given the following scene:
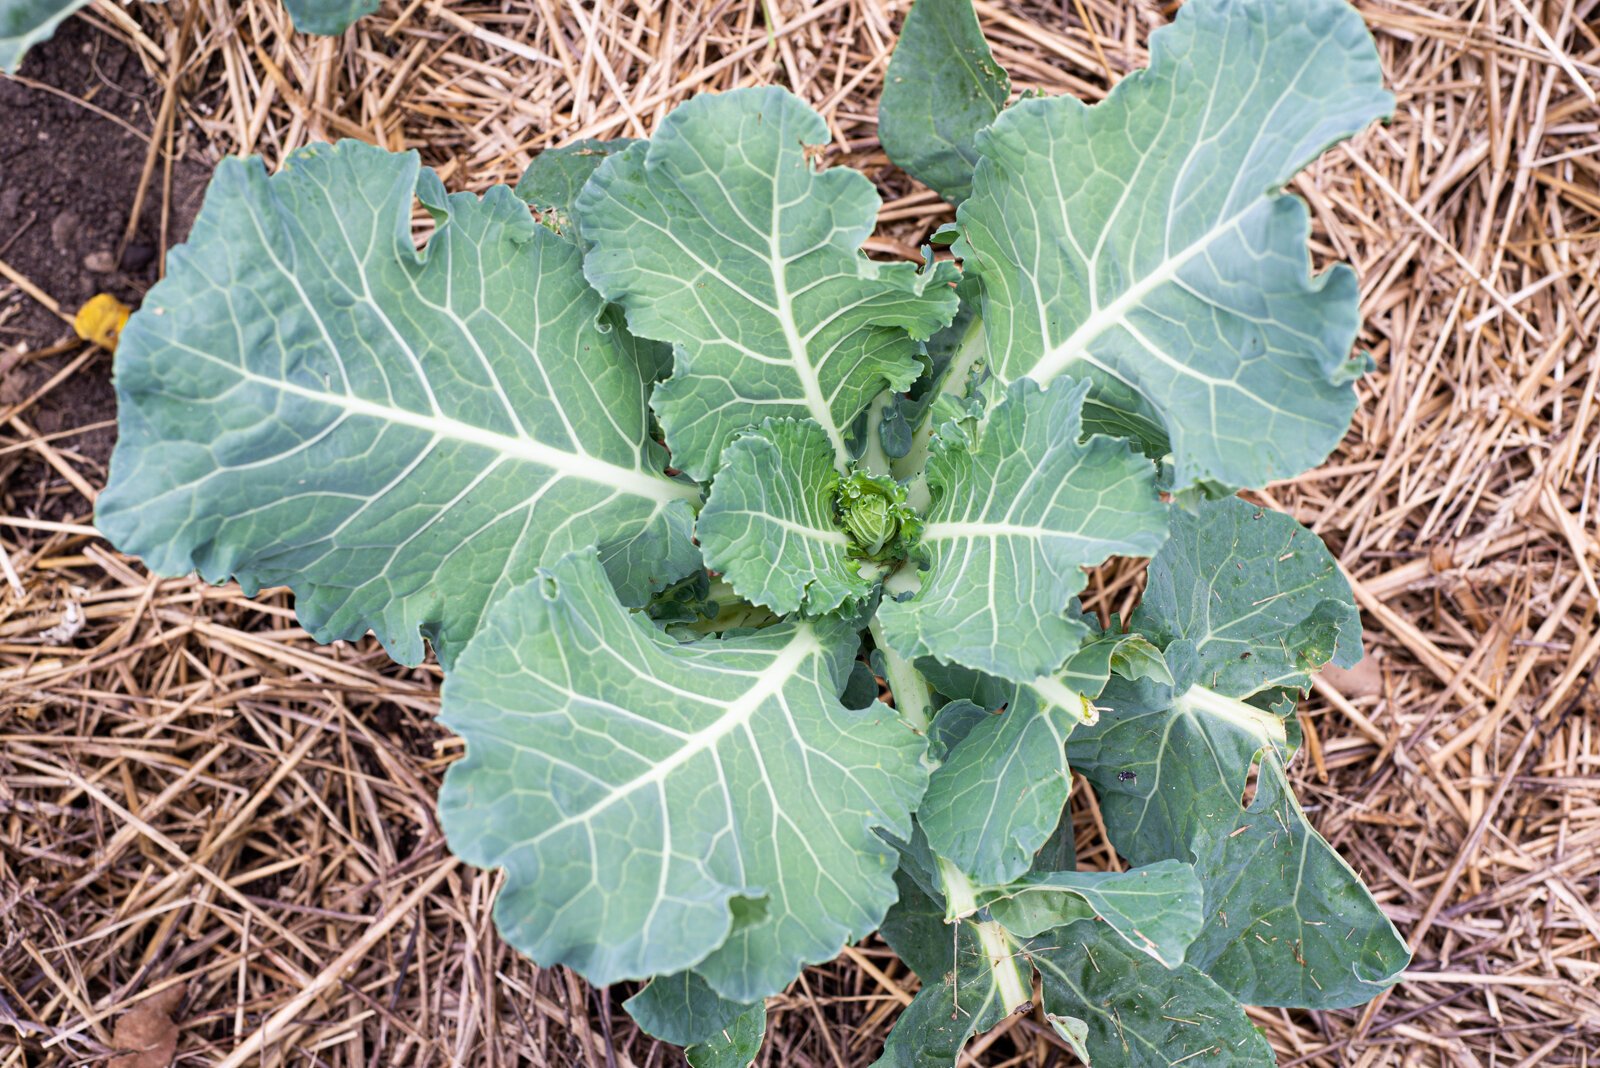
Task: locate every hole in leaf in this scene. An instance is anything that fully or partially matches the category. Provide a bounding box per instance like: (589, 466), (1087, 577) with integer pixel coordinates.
(727, 894), (770, 929)
(1240, 759), (1262, 810)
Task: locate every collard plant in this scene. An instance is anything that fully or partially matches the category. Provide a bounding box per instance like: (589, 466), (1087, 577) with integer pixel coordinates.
(97, 0), (1411, 1063)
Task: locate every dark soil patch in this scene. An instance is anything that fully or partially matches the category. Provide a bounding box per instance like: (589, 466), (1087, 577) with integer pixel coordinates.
(0, 15), (209, 479)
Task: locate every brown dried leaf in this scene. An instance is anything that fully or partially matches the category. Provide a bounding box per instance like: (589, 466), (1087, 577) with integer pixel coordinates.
(1320, 652), (1383, 699)
(108, 983), (185, 1068)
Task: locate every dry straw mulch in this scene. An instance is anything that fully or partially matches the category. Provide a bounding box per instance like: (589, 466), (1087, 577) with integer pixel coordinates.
(3, 0), (1598, 1064)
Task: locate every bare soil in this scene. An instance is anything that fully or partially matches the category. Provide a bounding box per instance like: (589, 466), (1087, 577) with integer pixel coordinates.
(0, 17), (206, 471)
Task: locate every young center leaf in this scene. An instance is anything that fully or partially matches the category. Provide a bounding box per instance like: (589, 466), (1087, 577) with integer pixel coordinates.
(880, 0), (1011, 201)
(437, 550), (927, 1002)
(877, 377), (1168, 683)
(96, 142), (699, 667)
(1070, 496), (1410, 1007)
(697, 419), (874, 616)
(577, 86), (961, 480)
(955, 0), (1394, 492)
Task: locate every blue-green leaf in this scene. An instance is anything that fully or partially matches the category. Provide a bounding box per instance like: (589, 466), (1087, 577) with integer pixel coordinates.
(1029, 921), (1275, 1066)
(924, 625), (1173, 713)
(919, 689), (1078, 886)
(877, 378), (1168, 683)
(1134, 495), (1363, 695)
(686, 1003), (765, 1068)
(438, 550), (927, 1001)
(978, 860), (1204, 966)
(516, 138), (642, 247)
(578, 87), (961, 480)
(1072, 497), (1409, 1007)
(0, 0), (88, 72)
(880, 0), (1010, 201)
(624, 971), (756, 1048)
(873, 869), (1010, 1068)
(283, 0), (378, 35)
(955, 0), (1393, 491)
(697, 419), (874, 616)
(97, 142), (700, 667)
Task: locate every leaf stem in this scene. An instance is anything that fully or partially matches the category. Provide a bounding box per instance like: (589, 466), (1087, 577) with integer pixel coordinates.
(867, 615), (932, 731)
(938, 856), (1033, 1014)
(1173, 685), (1288, 746)
(891, 308), (986, 492)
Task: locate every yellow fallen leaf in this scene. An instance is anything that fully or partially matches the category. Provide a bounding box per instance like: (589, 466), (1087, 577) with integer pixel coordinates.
(74, 293), (132, 351)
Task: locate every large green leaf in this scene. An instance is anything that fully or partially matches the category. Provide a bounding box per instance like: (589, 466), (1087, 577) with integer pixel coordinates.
(954, 0), (1393, 491)
(1190, 748), (1409, 1007)
(1071, 497), (1409, 1008)
(697, 419), (872, 615)
(437, 550), (927, 1001)
(0, 0), (88, 72)
(909, 627), (1167, 889)
(577, 86), (961, 480)
(1029, 921), (1275, 1066)
(1069, 496), (1362, 859)
(282, 0), (378, 35)
(918, 689), (1078, 886)
(97, 142), (699, 667)
(978, 860), (1204, 966)
(1072, 672), (1294, 867)
(877, 378), (1167, 683)
(880, 0), (1010, 202)
(1133, 494), (1363, 696)
(878, 844), (1225, 1067)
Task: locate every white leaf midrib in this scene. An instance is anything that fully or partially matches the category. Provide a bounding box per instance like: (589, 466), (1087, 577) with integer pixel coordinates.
(528, 623), (825, 845)
(1173, 684), (1288, 746)
(769, 208), (850, 470)
(725, 508), (851, 545)
(1021, 206), (1251, 386)
(921, 520), (1124, 545)
(178, 341), (699, 505)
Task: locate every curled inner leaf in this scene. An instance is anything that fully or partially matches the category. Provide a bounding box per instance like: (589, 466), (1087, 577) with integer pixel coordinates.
(834, 470), (922, 563)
